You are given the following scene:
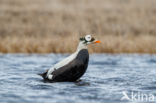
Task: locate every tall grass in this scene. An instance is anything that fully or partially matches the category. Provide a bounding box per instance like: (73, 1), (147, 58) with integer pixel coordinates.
(0, 0), (156, 53)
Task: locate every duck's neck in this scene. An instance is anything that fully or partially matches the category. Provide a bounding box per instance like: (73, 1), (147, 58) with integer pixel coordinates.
(76, 42), (88, 52)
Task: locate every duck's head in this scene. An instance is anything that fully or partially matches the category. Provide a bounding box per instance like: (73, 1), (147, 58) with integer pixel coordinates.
(79, 34), (101, 45)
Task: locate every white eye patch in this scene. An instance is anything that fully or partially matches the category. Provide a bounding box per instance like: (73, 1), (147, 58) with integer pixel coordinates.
(85, 35), (92, 42)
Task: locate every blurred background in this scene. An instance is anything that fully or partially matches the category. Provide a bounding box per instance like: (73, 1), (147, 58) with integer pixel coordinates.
(0, 0), (156, 53)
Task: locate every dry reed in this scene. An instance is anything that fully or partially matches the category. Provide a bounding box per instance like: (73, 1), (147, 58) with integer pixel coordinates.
(0, 0), (156, 53)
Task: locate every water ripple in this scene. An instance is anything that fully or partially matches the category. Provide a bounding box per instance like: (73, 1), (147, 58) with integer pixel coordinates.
(0, 54), (156, 103)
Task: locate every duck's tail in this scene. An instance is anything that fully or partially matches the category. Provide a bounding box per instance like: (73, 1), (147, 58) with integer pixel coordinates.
(38, 70), (48, 80)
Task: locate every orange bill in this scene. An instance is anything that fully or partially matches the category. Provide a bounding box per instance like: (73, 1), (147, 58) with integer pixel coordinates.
(94, 40), (101, 43)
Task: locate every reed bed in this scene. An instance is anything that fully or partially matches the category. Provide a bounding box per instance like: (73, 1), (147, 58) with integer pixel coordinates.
(0, 0), (156, 53)
(0, 35), (156, 54)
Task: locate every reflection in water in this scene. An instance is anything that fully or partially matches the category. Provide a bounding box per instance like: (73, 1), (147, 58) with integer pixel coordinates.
(74, 80), (90, 86)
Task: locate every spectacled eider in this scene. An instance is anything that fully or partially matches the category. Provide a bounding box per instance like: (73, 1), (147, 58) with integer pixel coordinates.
(39, 34), (100, 82)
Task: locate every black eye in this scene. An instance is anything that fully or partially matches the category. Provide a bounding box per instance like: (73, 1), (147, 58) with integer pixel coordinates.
(85, 36), (91, 41)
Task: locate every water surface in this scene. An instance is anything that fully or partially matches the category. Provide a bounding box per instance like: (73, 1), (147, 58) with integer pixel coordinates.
(0, 54), (156, 103)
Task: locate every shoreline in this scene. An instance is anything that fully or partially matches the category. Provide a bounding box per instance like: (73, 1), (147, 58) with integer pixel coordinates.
(0, 35), (156, 54)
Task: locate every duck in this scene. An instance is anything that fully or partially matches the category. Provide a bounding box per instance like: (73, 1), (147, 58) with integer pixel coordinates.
(39, 34), (100, 82)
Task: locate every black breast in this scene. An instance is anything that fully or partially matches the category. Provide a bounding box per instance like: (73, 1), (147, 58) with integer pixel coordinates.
(50, 49), (89, 82)
(76, 49), (89, 63)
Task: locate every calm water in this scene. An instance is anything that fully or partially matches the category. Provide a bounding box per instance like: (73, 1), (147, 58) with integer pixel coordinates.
(0, 53), (156, 103)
